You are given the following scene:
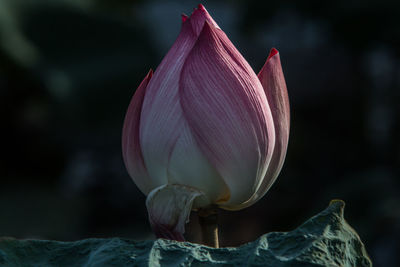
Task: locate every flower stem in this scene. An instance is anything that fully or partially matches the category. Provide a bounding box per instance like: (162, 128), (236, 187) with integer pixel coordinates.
(198, 205), (219, 248)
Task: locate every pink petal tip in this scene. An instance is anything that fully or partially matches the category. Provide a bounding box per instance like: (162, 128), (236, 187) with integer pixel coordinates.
(181, 14), (188, 22)
(267, 48), (279, 61)
(152, 223), (185, 241)
(197, 4), (206, 11)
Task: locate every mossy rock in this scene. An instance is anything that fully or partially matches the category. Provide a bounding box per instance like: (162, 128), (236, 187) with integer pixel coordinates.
(0, 200), (371, 266)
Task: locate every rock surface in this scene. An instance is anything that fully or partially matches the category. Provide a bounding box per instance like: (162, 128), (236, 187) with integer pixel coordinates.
(0, 200), (371, 266)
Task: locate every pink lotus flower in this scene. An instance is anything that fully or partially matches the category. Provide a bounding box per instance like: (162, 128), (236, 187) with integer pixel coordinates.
(122, 4), (289, 242)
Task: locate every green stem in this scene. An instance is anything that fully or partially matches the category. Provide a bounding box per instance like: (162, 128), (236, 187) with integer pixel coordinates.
(198, 205), (219, 248)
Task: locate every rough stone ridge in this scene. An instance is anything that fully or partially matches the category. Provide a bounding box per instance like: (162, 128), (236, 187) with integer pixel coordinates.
(0, 200), (372, 266)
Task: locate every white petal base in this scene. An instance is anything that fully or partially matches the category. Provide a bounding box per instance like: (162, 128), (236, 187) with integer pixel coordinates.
(145, 184), (205, 241)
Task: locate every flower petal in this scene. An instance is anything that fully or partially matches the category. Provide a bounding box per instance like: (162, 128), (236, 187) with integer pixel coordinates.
(241, 48), (290, 208)
(181, 14), (188, 23)
(139, 19), (198, 188)
(146, 184), (203, 241)
(179, 22), (275, 208)
(122, 70), (153, 194)
(188, 4), (220, 36)
(167, 122), (230, 206)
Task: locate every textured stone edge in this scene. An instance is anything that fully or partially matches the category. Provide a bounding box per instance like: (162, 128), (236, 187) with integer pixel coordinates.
(0, 200), (373, 266)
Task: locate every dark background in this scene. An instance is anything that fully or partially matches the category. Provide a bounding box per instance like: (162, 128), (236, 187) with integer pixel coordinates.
(1, 0), (399, 266)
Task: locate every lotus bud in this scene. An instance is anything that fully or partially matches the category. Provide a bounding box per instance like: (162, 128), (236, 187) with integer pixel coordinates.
(122, 4), (290, 242)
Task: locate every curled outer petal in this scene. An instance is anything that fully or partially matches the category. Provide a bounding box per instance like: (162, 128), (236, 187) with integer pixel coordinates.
(180, 22), (276, 208)
(122, 70), (153, 194)
(239, 48), (290, 209)
(146, 184), (204, 241)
